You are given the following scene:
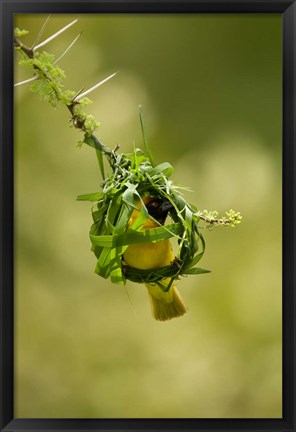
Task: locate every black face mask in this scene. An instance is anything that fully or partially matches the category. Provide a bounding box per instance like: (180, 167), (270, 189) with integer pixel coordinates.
(145, 198), (174, 225)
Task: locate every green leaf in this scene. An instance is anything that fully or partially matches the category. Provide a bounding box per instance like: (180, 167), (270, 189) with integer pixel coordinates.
(90, 222), (183, 248)
(109, 247), (126, 284)
(122, 183), (140, 208)
(38, 51), (55, 65)
(76, 192), (103, 201)
(139, 106), (155, 167)
(114, 203), (134, 233)
(91, 200), (108, 224)
(186, 251), (204, 268)
(150, 162), (174, 178)
(95, 254), (111, 278)
(106, 197), (121, 225)
(129, 205), (149, 231)
(157, 277), (175, 292)
(83, 135), (105, 179)
(14, 28), (29, 37)
(182, 267), (211, 275)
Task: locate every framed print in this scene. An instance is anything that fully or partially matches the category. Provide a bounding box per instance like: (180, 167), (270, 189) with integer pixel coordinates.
(0, 1), (295, 431)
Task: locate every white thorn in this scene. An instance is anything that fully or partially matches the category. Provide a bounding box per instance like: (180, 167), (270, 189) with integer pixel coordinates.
(33, 19), (78, 51)
(73, 72), (117, 101)
(32, 15), (51, 49)
(53, 33), (81, 65)
(14, 76), (37, 87)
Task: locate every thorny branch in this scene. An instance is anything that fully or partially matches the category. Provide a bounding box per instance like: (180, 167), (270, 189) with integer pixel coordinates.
(14, 33), (118, 170)
(14, 21), (242, 231)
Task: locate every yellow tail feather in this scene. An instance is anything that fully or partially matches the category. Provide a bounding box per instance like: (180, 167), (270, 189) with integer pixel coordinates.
(146, 283), (187, 321)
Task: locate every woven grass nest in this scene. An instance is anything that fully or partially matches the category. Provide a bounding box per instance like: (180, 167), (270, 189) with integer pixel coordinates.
(78, 143), (208, 291)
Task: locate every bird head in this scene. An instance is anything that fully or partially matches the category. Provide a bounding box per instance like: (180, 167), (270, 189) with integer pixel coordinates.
(143, 196), (174, 225)
(128, 196), (174, 228)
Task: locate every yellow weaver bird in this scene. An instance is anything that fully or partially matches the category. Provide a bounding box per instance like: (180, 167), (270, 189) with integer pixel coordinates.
(123, 196), (187, 321)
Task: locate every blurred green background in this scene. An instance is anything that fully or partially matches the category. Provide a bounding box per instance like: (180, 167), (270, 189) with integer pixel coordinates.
(14, 14), (282, 418)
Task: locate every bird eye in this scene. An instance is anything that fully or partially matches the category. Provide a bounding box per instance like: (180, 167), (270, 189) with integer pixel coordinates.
(150, 200), (160, 208)
(146, 199), (161, 213)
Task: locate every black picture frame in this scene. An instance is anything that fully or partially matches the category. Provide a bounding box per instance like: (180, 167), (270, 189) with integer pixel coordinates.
(1, 1), (295, 431)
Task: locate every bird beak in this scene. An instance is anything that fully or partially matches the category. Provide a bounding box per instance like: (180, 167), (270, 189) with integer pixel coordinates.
(160, 201), (174, 213)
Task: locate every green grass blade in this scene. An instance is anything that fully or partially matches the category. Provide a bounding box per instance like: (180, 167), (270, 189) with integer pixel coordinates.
(76, 192), (103, 201)
(139, 106), (155, 167)
(150, 162), (174, 178)
(90, 222), (183, 247)
(84, 135), (107, 180)
(182, 267), (210, 275)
